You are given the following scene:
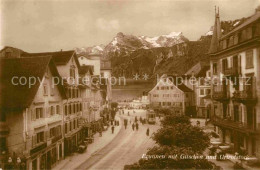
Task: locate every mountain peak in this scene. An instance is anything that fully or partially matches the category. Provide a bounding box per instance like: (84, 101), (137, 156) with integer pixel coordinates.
(116, 32), (124, 37)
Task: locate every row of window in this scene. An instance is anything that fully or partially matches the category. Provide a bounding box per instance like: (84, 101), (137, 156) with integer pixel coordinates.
(64, 102), (82, 116)
(66, 87), (80, 99)
(199, 89), (211, 96)
(65, 119), (79, 134)
(159, 102), (183, 107)
(32, 125), (62, 146)
(157, 86), (174, 90)
(220, 23), (260, 50)
(32, 105), (60, 120)
(212, 49), (254, 75)
(153, 94), (185, 98)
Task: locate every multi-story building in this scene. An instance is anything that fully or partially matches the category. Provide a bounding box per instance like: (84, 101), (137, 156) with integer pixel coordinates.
(148, 74), (194, 115)
(184, 62), (211, 118)
(24, 50), (84, 157)
(209, 8), (260, 160)
(78, 65), (94, 137)
(78, 51), (112, 125)
(0, 56), (66, 169)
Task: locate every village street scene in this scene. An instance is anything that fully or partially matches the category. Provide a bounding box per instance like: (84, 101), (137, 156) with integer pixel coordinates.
(0, 0), (260, 169)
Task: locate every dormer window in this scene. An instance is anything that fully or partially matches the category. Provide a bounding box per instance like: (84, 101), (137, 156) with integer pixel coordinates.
(234, 34), (238, 45)
(246, 27), (252, 39)
(223, 40), (227, 49)
(228, 36), (234, 47)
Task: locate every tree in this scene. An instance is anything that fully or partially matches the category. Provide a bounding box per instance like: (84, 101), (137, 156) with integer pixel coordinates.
(111, 102), (118, 109)
(124, 146), (214, 170)
(153, 124), (210, 153)
(161, 114), (190, 127)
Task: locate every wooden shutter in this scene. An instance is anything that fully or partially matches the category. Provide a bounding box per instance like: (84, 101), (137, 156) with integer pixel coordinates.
(252, 76), (256, 98)
(32, 108), (36, 121)
(44, 131), (48, 141)
(47, 107), (50, 117)
(32, 134), (37, 147)
(239, 105), (242, 122)
(243, 105), (247, 124)
(43, 107), (46, 118)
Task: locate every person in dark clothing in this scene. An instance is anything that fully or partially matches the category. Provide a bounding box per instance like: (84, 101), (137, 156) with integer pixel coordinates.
(132, 123), (135, 131)
(124, 119), (127, 129)
(146, 128), (150, 136)
(136, 123), (139, 131)
(111, 126), (115, 134)
(135, 116), (138, 122)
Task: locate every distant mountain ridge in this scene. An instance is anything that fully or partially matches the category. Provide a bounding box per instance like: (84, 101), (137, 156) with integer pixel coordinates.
(75, 17), (247, 78)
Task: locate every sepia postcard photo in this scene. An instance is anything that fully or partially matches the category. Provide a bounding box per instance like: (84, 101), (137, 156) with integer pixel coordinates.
(0, 0), (260, 169)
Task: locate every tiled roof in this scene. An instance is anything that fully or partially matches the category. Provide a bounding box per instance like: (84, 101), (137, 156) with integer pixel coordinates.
(185, 62), (210, 77)
(163, 74), (193, 92)
(177, 84), (193, 92)
(22, 50), (80, 67)
(0, 56), (66, 109)
(221, 11), (260, 39)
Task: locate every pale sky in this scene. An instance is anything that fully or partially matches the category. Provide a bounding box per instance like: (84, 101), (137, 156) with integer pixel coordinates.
(1, 0), (259, 52)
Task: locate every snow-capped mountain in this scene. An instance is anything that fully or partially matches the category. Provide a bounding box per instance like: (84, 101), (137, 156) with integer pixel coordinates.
(75, 32), (188, 57)
(103, 31), (188, 57)
(75, 45), (105, 55)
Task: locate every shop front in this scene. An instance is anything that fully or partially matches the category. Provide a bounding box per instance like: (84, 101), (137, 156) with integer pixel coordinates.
(28, 140), (62, 170)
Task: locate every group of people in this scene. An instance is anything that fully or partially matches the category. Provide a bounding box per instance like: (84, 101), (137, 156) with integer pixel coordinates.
(123, 116), (150, 136)
(111, 119), (120, 134)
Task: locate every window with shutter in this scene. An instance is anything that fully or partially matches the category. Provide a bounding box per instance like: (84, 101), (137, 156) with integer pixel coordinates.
(56, 105), (60, 114)
(32, 134), (37, 147)
(246, 50), (254, 69)
(47, 107), (50, 117)
(32, 109), (36, 121)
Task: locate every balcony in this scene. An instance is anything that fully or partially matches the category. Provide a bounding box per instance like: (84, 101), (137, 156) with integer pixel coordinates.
(223, 67), (240, 77)
(51, 135), (62, 144)
(212, 91), (229, 102)
(30, 142), (47, 155)
(232, 90), (257, 105)
(211, 116), (259, 134)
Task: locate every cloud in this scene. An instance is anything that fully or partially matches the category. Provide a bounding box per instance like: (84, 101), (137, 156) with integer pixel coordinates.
(96, 18), (119, 31)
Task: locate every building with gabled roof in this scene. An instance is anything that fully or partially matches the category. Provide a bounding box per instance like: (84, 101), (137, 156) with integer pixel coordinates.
(184, 62), (211, 118)
(148, 74), (194, 115)
(0, 56), (67, 169)
(209, 7), (260, 162)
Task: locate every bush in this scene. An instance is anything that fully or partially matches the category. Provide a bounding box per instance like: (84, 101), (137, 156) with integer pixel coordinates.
(161, 114), (190, 127)
(153, 123), (210, 153)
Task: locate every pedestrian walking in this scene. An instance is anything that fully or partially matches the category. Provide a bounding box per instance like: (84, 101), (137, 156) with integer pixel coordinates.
(135, 116), (138, 122)
(136, 123), (139, 131)
(146, 128), (150, 136)
(124, 119), (127, 129)
(132, 123), (135, 131)
(111, 120), (113, 125)
(111, 126), (115, 134)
